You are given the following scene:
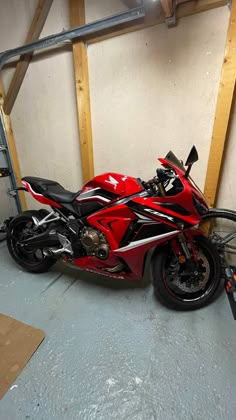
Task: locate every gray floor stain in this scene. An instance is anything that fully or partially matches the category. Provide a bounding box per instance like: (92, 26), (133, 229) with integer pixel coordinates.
(40, 273), (63, 294)
(0, 242), (235, 420)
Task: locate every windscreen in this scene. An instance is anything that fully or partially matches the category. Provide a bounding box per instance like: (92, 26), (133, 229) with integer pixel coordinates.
(165, 151), (203, 194)
(164, 151), (186, 173)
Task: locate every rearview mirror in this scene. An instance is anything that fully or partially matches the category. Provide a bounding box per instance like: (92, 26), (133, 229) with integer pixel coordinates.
(185, 146), (198, 167)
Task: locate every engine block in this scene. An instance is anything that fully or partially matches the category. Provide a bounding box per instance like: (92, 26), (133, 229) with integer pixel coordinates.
(80, 227), (109, 259)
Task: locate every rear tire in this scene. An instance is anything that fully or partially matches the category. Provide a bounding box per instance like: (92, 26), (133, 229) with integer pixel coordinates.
(0, 231), (6, 242)
(152, 235), (221, 310)
(7, 211), (56, 273)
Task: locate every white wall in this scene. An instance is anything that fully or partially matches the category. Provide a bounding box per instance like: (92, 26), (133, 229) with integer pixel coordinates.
(0, 0), (82, 209)
(87, 7), (229, 200)
(0, 1), (233, 210)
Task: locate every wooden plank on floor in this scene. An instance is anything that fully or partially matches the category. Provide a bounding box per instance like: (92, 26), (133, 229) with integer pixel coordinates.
(3, 0), (53, 115)
(69, 0), (94, 184)
(87, 0), (228, 44)
(0, 313), (45, 399)
(204, 0), (236, 207)
(0, 79), (27, 210)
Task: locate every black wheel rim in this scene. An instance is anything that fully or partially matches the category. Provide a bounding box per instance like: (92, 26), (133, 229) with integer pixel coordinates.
(10, 219), (46, 266)
(163, 241), (216, 302)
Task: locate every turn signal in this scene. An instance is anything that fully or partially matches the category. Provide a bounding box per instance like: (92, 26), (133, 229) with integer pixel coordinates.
(179, 255), (186, 264)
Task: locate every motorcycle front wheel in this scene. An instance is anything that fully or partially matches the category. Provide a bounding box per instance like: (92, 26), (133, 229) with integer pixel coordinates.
(152, 235), (221, 310)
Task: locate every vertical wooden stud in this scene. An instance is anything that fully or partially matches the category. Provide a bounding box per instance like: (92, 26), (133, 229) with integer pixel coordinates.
(0, 79), (27, 210)
(69, 0), (94, 184)
(204, 0), (236, 207)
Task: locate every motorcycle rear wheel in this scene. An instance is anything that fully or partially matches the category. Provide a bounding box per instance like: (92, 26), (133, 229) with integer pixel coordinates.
(152, 235), (221, 310)
(7, 211), (56, 273)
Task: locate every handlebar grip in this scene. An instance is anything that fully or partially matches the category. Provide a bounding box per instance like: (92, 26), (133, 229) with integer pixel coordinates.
(156, 168), (168, 182)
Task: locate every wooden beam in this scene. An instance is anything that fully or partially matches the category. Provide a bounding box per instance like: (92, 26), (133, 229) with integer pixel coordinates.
(0, 79), (27, 210)
(122, 0), (139, 8)
(87, 0), (227, 44)
(176, 0), (226, 16)
(160, 0), (173, 17)
(3, 0), (53, 115)
(69, 0), (94, 184)
(204, 0), (236, 207)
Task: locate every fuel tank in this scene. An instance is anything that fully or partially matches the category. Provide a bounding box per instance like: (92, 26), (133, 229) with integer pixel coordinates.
(80, 173), (143, 198)
(75, 173), (143, 216)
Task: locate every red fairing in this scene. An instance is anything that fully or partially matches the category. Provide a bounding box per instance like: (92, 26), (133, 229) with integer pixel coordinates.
(73, 254), (135, 279)
(87, 204), (137, 249)
(20, 149), (209, 283)
(159, 157), (208, 208)
(80, 172), (143, 197)
(73, 227), (203, 280)
(73, 158), (208, 279)
(22, 181), (62, 208)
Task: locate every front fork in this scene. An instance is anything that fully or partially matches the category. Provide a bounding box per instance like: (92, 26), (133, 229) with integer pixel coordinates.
(170, 232), (199, 263)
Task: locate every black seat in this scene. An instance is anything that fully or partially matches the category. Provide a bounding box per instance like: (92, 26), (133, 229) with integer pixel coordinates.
(22, 176), (80, 203)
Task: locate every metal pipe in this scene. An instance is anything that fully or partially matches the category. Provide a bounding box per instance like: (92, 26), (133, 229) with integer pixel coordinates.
(220, 231), (236, 245)
(0, 112), (21, 212)
(0, 6), (145, 71)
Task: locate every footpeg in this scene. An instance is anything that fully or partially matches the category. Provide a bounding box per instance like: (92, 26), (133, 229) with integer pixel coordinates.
(225, 266), (236, 320)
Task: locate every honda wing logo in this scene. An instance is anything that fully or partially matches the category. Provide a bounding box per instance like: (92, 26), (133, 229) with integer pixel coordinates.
(105, 175), (119, 189)
(144, 208), (175, 222)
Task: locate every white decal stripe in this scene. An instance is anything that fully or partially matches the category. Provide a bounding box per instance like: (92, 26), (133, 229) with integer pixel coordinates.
(115, 230), (179, 252)
(134, 212), (153, 221)
(144, 208), (175, 222)
(22, 181), (44, 199)
(77, 195), (111, 203)
(78, 187), (101, 198)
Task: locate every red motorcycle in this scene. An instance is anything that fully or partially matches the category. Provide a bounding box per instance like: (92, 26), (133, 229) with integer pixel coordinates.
(7, 146), (221, 310)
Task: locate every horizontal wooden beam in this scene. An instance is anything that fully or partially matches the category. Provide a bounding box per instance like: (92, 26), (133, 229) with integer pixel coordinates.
(0, 79), (27, 210)
(69, 0), (94, 183)
(87, 0), (228, 44)
(204, 0), (236, 207)
(121, 0), (139, 8)
(3, 0), (53, 115)
(176, 0), (227, 16)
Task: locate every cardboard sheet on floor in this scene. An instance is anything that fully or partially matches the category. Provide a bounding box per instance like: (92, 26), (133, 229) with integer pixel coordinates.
(0, 313), (45, 399)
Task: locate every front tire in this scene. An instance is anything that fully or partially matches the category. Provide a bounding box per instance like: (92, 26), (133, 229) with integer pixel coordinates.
(152, 235), (221, 310)
(7, 211), (56, 273)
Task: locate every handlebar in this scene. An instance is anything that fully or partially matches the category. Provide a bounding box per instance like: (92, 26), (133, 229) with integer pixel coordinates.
(145, 168), (172, 186)
(143, 167), (175, 196)
(156, 168), (169, 182)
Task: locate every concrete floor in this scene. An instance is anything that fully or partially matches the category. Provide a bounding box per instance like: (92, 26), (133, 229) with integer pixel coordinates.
(0, 240), (236, 420)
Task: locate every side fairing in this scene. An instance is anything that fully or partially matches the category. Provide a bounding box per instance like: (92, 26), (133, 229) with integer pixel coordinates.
(87, 204), (137, 249)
